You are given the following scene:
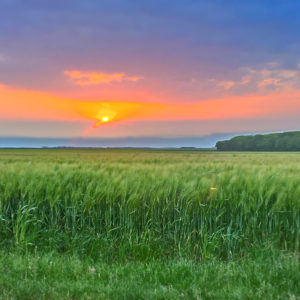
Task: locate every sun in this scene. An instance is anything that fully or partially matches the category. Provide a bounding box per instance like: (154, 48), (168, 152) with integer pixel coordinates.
(101, 116), (109, 122)
(81, 114), (112, 136)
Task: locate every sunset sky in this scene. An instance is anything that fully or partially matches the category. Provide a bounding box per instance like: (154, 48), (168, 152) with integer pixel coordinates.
(1, 1), (300, 146)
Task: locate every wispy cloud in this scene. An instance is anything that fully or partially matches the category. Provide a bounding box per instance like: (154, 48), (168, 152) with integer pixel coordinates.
(218, 76), (250, 90)
(127, 76), (143, 82)
(257, 78), (280, 88)
(64, 70), (142, 85)
(218, 81), (236, 89)
(216, 63), (300, 92)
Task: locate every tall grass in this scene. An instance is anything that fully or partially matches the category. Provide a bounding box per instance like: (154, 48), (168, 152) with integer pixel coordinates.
(0, 149), (299, 261)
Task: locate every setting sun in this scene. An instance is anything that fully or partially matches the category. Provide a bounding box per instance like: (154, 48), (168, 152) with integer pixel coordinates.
(101, 116), (109, 122)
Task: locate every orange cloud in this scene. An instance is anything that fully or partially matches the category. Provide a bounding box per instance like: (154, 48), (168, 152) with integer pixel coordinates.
(64, 70), (142, 85)
(64, 70), (125, 85)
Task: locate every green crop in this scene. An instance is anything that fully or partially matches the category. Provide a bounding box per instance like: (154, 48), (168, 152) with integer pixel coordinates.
(0, 149), (298, 262)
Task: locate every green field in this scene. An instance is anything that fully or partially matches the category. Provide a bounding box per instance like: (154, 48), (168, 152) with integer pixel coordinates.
(0, 149), (299, 299)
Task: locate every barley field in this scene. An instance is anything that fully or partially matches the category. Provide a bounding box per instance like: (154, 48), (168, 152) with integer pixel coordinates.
(0, 149), (299, 299)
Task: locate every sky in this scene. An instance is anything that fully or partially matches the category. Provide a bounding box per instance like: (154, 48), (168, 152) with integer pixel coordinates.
(1, 0), (300, 146)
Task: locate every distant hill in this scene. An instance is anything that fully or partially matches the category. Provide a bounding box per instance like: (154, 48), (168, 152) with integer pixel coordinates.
(216, 131), (300, 151)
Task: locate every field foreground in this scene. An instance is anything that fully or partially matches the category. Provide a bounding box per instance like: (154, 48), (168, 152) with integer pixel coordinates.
(0, 149), (299, 299)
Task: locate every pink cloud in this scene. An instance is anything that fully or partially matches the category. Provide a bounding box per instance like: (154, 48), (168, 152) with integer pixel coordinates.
(257, 78), (280, 87)
(218, 81), (236, 89)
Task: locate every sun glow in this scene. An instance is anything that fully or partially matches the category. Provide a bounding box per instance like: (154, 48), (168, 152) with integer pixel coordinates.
(81, 115), (113, 136)
(2, 82), (300, 138)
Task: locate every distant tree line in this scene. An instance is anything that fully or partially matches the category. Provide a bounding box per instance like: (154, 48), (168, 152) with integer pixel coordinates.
(216, 131), (300, 151)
